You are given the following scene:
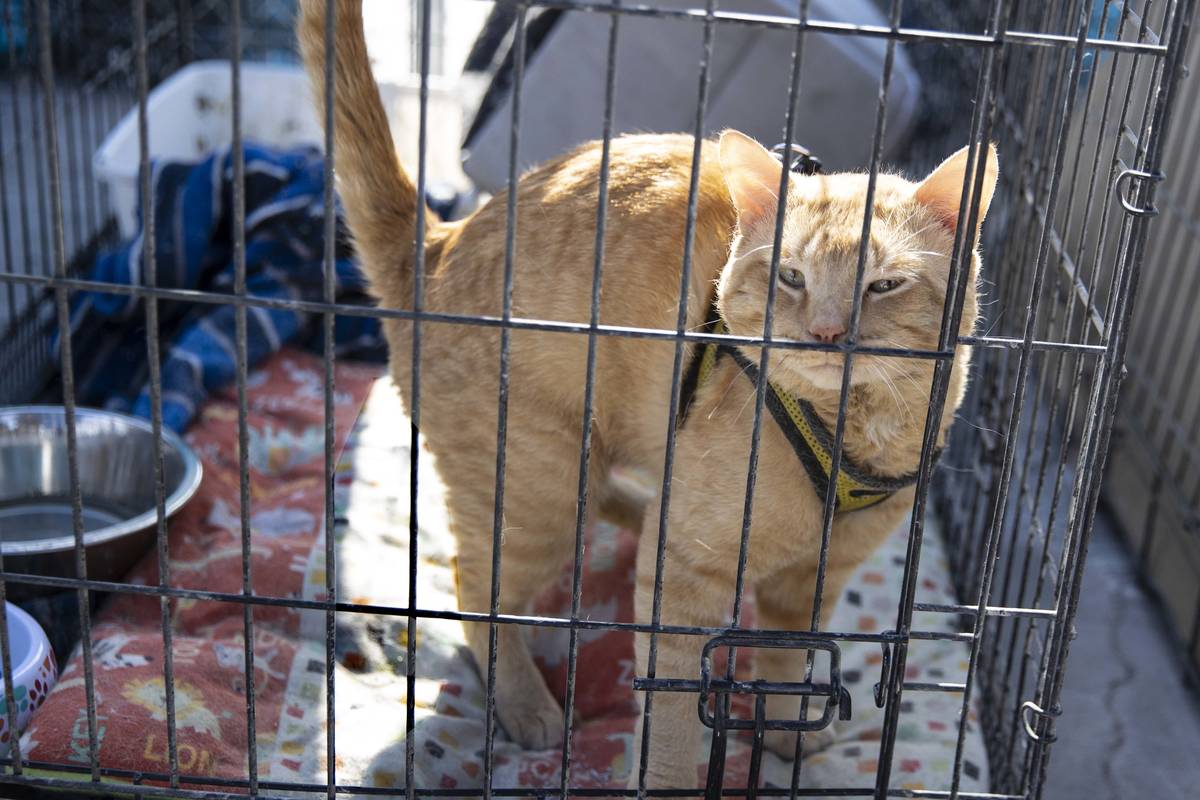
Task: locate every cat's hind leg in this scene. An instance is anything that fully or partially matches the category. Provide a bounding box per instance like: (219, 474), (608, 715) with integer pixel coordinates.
(442, 407), (605, 751)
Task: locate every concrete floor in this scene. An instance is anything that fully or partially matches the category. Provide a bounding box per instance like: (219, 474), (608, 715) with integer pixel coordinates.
(1043, 513), (1200, 800)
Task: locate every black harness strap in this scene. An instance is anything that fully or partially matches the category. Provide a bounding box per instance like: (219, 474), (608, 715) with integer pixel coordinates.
(675, 298), (935, 513)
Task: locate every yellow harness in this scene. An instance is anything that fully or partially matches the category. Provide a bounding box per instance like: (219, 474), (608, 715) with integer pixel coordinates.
(677, 307), (929, 514)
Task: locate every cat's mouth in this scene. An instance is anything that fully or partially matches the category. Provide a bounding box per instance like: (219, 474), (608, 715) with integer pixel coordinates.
(771, 349), (911, 394)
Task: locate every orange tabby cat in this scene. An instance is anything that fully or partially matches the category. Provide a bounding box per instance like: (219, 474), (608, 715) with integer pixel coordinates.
(298, 0), (997, 790)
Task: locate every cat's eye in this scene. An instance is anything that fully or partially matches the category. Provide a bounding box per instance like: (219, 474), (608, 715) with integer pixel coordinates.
(868, 278), (904, 294)
(779, 268), (805, 289)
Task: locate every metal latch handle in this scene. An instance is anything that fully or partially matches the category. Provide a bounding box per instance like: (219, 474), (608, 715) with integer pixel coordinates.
(631, 631), (853, 732)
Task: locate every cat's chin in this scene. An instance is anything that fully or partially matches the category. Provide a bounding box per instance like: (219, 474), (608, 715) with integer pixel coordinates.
(771, 358), (861, 394)
(797, 362), (851, 391)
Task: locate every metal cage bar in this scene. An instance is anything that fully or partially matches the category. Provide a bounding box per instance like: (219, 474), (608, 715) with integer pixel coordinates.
(37, 0), (103, 786)
(321, 1), (342, 797)
(637, 2), (717, 797)
(133, 0), (182, 786)
(558, 2), (621, 796)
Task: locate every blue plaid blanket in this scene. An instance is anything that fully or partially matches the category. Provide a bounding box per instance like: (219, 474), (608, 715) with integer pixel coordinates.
(62, 144), (387, 431)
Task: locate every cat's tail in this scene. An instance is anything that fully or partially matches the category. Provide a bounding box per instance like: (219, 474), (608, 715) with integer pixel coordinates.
(297, 0), (428, 296)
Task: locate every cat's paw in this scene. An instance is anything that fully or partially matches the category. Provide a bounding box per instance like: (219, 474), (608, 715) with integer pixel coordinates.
(762, 726), (836, 761)
(497, 687), (566, 751)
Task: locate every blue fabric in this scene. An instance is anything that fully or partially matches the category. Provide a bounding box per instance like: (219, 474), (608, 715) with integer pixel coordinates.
(60, 143), (387, 432)
(0, 1), (26, 53)
(1080, 0), (1124, 88)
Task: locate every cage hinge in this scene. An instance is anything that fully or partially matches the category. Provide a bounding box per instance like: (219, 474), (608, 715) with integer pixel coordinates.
(1114, 167), (1164, 217)
(1020, 700), (1062, 743)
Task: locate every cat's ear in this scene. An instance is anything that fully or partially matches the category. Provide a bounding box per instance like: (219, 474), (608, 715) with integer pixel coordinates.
(915, 143), (999, 234)
(719, 130), (783, 231)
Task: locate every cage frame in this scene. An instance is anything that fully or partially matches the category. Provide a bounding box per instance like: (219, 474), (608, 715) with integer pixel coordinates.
(0, 0), (1196, 799)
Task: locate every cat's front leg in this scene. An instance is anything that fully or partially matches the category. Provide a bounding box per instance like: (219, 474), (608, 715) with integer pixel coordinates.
(629, 500), (739, 792)
(754, 560), (858, 759)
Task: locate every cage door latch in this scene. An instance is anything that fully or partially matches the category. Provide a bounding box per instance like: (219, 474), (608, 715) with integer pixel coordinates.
(694, 632), (852, 733)
(696, 633), (852, 732)
(631, 632), (852, 732)
(635, 632), (851, 800)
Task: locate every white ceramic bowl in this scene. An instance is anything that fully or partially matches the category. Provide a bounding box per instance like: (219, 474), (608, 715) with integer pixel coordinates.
(0, 603), (57, 754)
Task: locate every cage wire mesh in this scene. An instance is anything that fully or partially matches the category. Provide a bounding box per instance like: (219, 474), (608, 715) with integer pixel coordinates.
(0, 0), (299, 405)
(1104, 0), (1200, 694)
(0, 0), (1194, 798)
(931, 0), (1195, 793)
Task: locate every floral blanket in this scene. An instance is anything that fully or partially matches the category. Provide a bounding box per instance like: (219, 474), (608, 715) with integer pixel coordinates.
(21, 350), (379, 787)
(21, 360), (988, 796)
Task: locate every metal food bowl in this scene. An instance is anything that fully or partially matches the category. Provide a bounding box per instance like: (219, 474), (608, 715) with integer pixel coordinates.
(0, 407), (203, 597)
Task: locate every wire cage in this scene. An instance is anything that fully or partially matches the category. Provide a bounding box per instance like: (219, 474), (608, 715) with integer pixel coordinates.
(0, 0), (1194, 799)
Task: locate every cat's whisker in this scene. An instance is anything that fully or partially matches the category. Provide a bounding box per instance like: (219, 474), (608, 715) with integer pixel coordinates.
(730, 350), (799, 424)
(890, 217), (941, 251)
(866, 362), (898, 409)
(884, 362), (926, 396)
(904, 219), (944, 242)
(894, 370), (923, 392)
(732, 377), (761, 423)
(955, 412), (1002, 437)
(706, 358), (757, 421)
(862, 351), (920, 420)
(872, 354), (921, 388)
(862, 337), (923, 364)
(982, 312), (1005, 338)
(868, 362), (910, 421)
(735, 243), (783, 262)
(889, 207), (924, 243)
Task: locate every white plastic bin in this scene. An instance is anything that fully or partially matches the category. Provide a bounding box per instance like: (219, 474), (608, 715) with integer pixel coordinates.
(93, 60), (324, 239)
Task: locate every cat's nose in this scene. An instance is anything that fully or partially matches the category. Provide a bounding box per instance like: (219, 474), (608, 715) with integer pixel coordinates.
(809, 320), (848, 344)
